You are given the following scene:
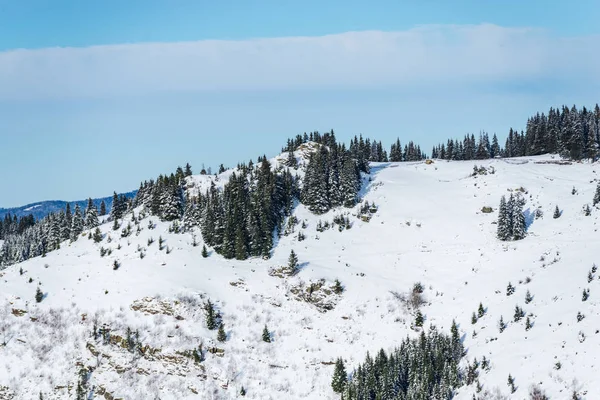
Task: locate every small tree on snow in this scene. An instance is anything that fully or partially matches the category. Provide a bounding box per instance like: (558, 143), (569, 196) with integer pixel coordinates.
(201, 245), (209, 258)
(331, 357), (347, 393)
(217, 323), (227, 342)
(35, 287), (44, 303)
(288, 250), (298, 273)
(204, 300), (217, 330)
(593, 182), (600, 206)
(478, 302), (485, 318)
(92, 227), (103, 243)
(414, 310), (424, 327)
(553, 206), (561, 219)
(262, 325), (271, 343)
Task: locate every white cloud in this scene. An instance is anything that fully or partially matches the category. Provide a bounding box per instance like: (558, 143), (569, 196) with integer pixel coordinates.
(0, 24), (598, 100)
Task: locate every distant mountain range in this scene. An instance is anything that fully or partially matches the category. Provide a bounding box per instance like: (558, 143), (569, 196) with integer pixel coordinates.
(0, 191), (137, 220)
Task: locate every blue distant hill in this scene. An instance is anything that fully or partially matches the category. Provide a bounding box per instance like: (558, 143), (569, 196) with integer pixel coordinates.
(0, 191), (137, 221)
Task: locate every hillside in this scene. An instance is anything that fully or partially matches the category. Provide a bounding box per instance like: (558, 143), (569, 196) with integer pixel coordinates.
(1, 154), (599, 400)
(0, 192), (137, 221)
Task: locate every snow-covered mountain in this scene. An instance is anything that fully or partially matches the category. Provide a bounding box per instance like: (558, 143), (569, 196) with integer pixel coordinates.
(1, 154), (599, 400)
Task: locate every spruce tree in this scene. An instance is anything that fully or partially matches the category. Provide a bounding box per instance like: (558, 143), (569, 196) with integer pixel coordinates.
(594, 183), (600, 206)
(217, 323), (227, 342)
(288, 249), (298, 273)
(511, 194), (526, 240)
(478, 303), (485, 318)
(202, 244), (209, 258)
(84, 198), (99, 229)
(204, 300), (217, 330)
(553, 205), (561, 219)
(70, 204), (84, 241)
(331, 357), (348, 393)
(414, 310), (424, 327)
(99, 200), (107, 216)
(35, 286), (43, 303)
(92, 227), (103, 243)
(240, 387), (246, 396)
(262, 325), (271, 342)
(496, 195), (511, 241)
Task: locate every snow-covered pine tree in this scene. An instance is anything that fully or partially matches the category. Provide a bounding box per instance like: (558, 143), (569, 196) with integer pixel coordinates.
(99, 200), (107, 216)
(262, 325), (271, 343)
(331, 357), (347, 393)
(511, 194), (526, 240)
(70, 205), (84, 241)
(593, 182), (600, 206)
(496, 195), (511, 241)
(84, 198), (99, 229)
(553, 205), (561, 218)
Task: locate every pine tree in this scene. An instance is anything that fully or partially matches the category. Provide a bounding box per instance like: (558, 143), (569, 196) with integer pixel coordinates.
(240, 387), (246, 396)
(262, 325), (271, 342)
(333, 279), (344, 294)
(525, 289), (533, 304)
(507, 374), (516, 393)
(478, 303), (485, 318)
(553, 205), (561, 219)
(288, 249), (298, 273)
(204, 300), (217, 330)
(70, 204), (84, 241)
(217, 323), (227, 342)
(92, 227), (103, 243)
(594, 183), (600, 206)
(496, 195), (511, 241)
(35, 286), (43, 303)
(511, 194), (527, 240)
(99, 200), (107, 216)
(202, 244), (208, 258)
(498, 316), (506, 333)
(471, 312), (478, 324)
(414, 310), (424, 327)
(84, 198), (99, 229)
(331, 357), (348, 393)
(525, 316), (532, 331)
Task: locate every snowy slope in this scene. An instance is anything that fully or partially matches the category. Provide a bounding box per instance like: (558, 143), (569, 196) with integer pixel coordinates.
(1, 155), (599, 399)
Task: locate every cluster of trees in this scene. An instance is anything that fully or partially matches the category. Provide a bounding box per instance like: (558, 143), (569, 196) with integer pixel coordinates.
(433, 104), (600, 161)
(334, 323), (465, 399)
(497, 194), (527, 241)
(431, 132), (501, 161)
(137, 159), (298, 260)
(0, 214), (36, 240)
(0, 198), (106, 267)
(282, 131), (426, 169)
(302, 142), (362, 214)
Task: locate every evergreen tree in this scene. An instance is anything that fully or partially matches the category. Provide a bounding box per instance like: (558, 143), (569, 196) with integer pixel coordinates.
(35, 286), (44, 303)
(511, 194), (527, 240)
(240, 387), (246, 396)
(184, 162), (193, 177)
(498, 316), (506, 333)
(478, 302), (485, 318)
(99, 200), (107, 216)
(204, 300), (217, 330)
(217, 323), (227, 342)
(553, 205), (561, 219)
(262, 325), (271, 342)
(331, 357), (348, 393)
(92, 227), (103, 243)
(84, 198), (99, 229)
(414, 310), (424, 327)
(70, 204), (84, 241)
(497, 195), (512, 240)
(594, 183), (600, 206)
(288, 249), (299, 273)
(201, 244), (208, 258)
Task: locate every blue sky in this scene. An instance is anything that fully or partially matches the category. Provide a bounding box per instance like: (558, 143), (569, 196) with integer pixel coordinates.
(0, 1), (599, 207)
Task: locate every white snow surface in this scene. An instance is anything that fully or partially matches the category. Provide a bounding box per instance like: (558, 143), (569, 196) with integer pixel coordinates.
(1, 155), (599, 399)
